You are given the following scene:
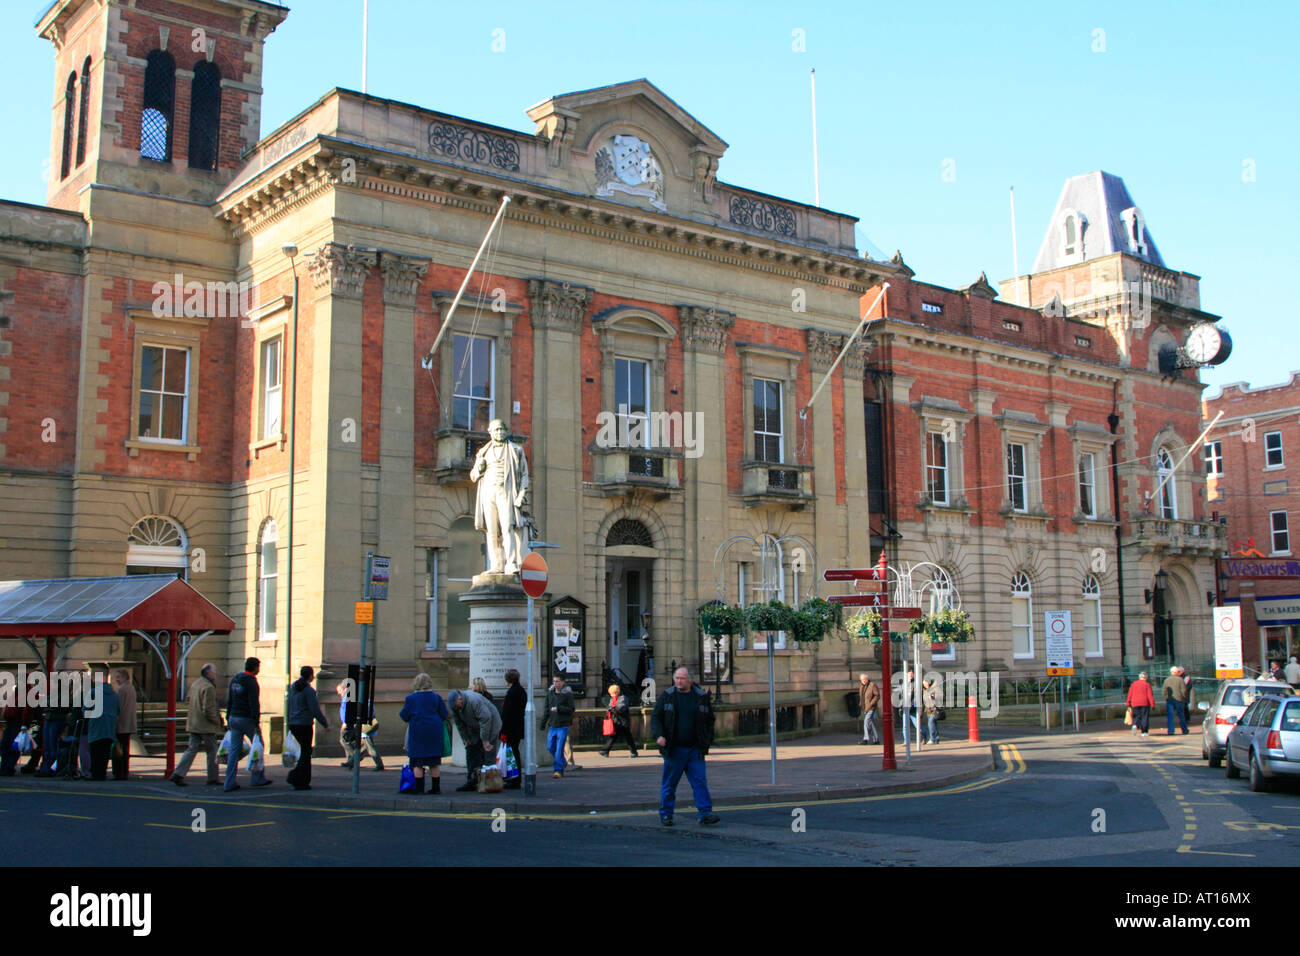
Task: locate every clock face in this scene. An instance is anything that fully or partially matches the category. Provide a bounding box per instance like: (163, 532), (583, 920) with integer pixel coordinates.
(1185, 323), (1222, 364)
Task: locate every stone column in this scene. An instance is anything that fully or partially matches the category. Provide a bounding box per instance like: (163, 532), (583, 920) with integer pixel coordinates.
(378, 253), (429, 670)
(526, 280), (592, 601)
(679, 306), (733, 671)
(307, 242), (377, 667)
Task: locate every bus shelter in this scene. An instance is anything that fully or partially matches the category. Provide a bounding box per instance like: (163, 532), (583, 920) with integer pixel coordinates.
(0, 574), (234, 775)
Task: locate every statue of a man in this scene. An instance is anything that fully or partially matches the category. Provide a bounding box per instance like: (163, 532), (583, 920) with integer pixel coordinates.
(470, 419), (530, 575)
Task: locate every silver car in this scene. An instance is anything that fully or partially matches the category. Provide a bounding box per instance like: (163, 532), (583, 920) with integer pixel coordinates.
(1199, 679), (1294, 768)
(1225, 694), (1300, 791)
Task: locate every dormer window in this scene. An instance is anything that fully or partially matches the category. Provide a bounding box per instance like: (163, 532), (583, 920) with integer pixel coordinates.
(1120, 207), (1147, 257)
(1059, 209), (1085, 260)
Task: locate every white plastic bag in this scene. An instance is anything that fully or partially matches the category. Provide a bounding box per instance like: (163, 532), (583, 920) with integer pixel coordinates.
(282, 730), (301, 769)
(12, 730), (32, 754)
(248, 733), (265, 772)
(217, 729), (235, 760)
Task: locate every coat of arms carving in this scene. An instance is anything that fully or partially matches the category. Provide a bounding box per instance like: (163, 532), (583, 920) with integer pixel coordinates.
(594, 135), (666, 211)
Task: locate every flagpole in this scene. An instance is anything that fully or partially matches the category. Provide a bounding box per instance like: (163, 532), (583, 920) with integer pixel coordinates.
(1010, 186), (1020, 304)
(811, 68), (820, 207)
(361, 0), (369, 94)
(423, 195), (512, 364)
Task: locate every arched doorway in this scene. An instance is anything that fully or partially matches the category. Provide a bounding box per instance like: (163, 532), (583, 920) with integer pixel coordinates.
(604, 518), (654, 687)
(125, 515), (187, 695)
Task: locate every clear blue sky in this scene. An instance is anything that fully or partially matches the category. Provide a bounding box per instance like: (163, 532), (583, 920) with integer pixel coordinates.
(4, 0), (1296, 393)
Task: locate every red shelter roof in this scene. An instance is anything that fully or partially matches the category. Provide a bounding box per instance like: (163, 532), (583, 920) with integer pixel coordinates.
(0, 575), (234, 636)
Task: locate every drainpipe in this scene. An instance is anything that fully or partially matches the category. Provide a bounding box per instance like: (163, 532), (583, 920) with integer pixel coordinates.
(1109, 404), (1128, 666)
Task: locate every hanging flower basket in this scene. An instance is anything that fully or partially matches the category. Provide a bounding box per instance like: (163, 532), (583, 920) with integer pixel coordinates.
(845, 611), (900, 642)
(698, 602), (745, 636)
(745, 599), (797, 634)
(792, 597), (842, 643)
(907, 609), (976, 643)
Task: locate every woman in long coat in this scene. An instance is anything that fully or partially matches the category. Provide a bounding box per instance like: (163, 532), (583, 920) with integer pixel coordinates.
(599, 683), (639, 758)
(399, 673), (449, 794)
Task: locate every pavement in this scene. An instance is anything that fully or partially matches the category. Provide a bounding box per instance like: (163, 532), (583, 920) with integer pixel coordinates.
(1, 730), (994, 816)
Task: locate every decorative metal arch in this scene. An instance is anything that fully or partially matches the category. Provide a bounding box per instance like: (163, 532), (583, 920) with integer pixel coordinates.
(711, 532), (820, 602)
(889, 561), (963, 612)
(128, 629), (215, 683)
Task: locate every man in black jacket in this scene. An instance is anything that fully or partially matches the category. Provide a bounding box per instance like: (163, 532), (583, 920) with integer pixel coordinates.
(501, 668), (526, 789)
(286, 665), (329, 790)
(650, 667), (719, 827)
(224, 657), (271, 791)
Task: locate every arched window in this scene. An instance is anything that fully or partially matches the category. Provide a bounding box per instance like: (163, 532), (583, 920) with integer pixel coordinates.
(1011, 571), (1033, 659)
(140, 50), (175, 161)
(188, 60), (221, 170)
(1082, 575), (1102, 656)
(606, 519), (653, 548)
(60, 71), (76, 179)
(76, 57), (91, 167)
(258, 520), (278, 641)
(1063, 215), (1076, 255)
(1156, 448), (1177, 520)
(126, 515), (188, 578)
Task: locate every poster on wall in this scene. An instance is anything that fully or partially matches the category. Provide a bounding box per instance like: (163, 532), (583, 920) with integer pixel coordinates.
(546, 596), (588, 698)
(1213, 606), (1244, 679)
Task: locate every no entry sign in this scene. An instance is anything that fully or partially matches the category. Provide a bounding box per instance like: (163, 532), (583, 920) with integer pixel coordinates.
(521, 552), (548, 599)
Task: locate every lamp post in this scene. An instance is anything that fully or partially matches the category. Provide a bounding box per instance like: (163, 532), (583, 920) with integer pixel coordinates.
(641, 610), (653, 690)
(282, 243), (300, 725)
(1150, 568), (1171, 661)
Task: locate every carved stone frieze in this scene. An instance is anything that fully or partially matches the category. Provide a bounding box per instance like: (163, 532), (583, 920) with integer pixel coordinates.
(527, 279), (593, 333)
(427, 121), (521, 172)
(728, 194), (797, 238)
(844, 336), (875, 376)
(678, 306), (734, 354)
(380, 253), (431, 308)
(308, 243), (377, 299)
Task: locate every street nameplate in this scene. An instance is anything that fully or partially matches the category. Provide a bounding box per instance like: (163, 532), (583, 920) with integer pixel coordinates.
(828, 594), (887, 607)
(824, 568), (886, 582)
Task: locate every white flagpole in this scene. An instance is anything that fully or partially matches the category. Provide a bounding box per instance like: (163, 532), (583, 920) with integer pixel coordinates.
(423, 195), (512, 364)
(811, 68), (820, 207)
(801, 282), (889, 416)
(362, 0), (369, 94)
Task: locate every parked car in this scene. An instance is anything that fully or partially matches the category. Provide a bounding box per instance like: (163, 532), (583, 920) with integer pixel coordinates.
(1224, 693), (1300, 792)
(1199, 679), (1294, 768)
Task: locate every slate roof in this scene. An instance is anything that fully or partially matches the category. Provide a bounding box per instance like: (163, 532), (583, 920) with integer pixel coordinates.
(1031, 171), (1165, 272)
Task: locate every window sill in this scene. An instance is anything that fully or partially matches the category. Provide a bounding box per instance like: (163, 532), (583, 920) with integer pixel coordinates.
(126, 439), (200, 461)
(918, 499), (974, 514)
(1013, 653), (1036, 660)
(1263, 465), (1284, 472)
(1271, 552), (1293, 558)
(1072, 513), (1118, 527)
(420, 647), (470, 658)
(250, 433), (286, 458)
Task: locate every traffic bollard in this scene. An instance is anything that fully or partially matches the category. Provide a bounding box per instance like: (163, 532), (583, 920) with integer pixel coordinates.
(967, 695), (979, 742)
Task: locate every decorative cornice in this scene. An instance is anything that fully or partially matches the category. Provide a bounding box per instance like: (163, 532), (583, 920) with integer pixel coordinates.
(380, 253), (430, 307)
(728, 193), (797, 238)
(805, 328), (846, 373)
(527, 279), (593, 332)
(426, 120), (521, 172)
(678, 306), (735, 354)
(308, 243), (377, 299)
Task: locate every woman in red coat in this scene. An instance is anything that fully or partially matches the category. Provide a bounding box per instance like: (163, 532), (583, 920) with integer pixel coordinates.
(1126, 672), (1155, 737)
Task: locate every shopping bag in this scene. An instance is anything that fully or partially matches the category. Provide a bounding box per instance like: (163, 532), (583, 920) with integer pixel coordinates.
(442, 722), (453, 758)
(12, 730), (32, 753)
(248, 734), (265, 773)
(477, 765), (504, 793)
(217, 729), (235, 759)
(602, 716), (615, 736)
(399, 765), (417, 793)
(282, 730), (301, 768)
(1123, 706), (1133, 727)
(503, 743), (519, 780)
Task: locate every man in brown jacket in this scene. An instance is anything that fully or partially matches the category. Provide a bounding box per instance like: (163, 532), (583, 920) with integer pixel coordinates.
(858, 673), (881, 745)
(112, 669), (137, 780)
(170, 664), (224, 786)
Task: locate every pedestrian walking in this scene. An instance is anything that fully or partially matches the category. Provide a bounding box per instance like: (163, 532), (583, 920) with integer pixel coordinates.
(35, 705), (71, 776)
(286, 665), (329, 790)
(111, 669), (136, 780)
(1126, 672), (1154, 737)
(448, 687), (501, 791)
(1268, 661), (1285, 682)
(336, 681), (384, 771)
(922, 678), (941, 745)
(600, 683), (639, 757)
(1161, 666), (1188, 735)
(901, 666), (921, 742)
(858, 673), (880, 744)
(170, 664), (224, 786)
(1, 704), (29, 776)
(1285, 656), (1300, 689)
(224, 657), (271, 791)
(539, 675), (574, 779)
(500, 669), (526, 789)
(86, 678), (119, 781)
(399, 673), (449, 794)
(651, 667), (719, 827)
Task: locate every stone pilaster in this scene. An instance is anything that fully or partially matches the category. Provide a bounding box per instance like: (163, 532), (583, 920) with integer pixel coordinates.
(527, 279), (592, 602)
(378, 253), (429, 665)
(307, 242), (377, 667)
(679, 305), (733, 644)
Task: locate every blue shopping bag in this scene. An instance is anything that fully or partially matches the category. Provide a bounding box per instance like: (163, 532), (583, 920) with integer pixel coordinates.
(399, 764), (417, 793)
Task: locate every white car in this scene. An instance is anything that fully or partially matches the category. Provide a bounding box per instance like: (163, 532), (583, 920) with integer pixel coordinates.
(1200, 679), (1295, 768)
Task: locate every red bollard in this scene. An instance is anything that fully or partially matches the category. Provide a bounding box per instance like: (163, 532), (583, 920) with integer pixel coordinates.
(967, 695), (980, 742)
